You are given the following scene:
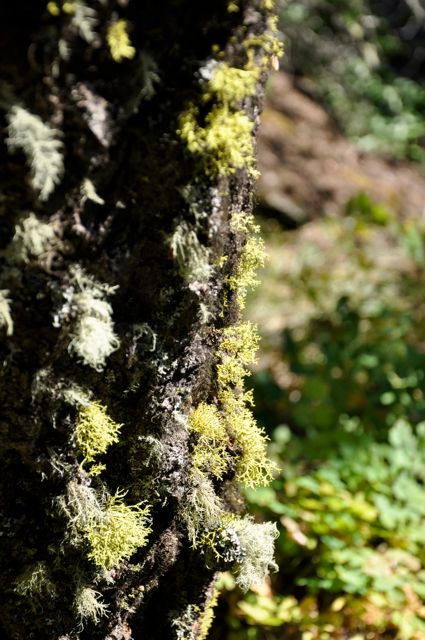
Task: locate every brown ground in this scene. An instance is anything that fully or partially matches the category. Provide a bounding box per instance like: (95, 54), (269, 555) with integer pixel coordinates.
(256, 72), (425, 224)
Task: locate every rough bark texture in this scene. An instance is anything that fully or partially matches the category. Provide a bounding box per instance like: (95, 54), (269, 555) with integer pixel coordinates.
(0, 2), (279, 639)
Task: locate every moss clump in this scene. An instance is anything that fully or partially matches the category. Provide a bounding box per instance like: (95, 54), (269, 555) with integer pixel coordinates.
(189, 403), (229, 480)
(107, 19), (135, 62)
(178, 104), (254, 177)
(75, 401), (122, 468)
(0, 290), (13, 336)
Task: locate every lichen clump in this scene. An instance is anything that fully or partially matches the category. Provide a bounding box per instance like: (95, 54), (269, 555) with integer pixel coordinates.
(75, 401), (122, 469)
(0, 290), (13, 336)
(4, 212), (55, 264)
(107, 19), (135, 62)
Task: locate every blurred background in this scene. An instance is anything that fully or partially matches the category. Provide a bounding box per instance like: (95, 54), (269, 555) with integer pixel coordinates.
(212, 1), (425, 638)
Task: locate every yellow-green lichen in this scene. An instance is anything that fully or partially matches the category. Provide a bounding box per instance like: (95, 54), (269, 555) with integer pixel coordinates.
(178, 104), (254, 176)
(107, 19), (135, 62)
(197, 584), (220, 640)
(227, 213), (265, 309)
(75, 401), (122, 468)
(62, 481), (151, 570)
(189, 403), (229, 480)
(216, 322), (274, 487)
(180, 474), (223, 546)
(207, 63), (259, 104)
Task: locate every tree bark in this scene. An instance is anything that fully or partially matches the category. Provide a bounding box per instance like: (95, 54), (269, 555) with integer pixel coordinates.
(0, 2), (280, 639)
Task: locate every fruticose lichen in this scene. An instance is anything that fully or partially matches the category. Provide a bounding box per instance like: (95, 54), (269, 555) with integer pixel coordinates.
(0, 290), (13, 336)
(180, 473), (224, 547)
(61, 481), (151, 570)
(3, 212), (55, 264)
(75, 401), (122, 470)
(62, 267), (120, 370)
(231, 517), (279, 591)
(189, 403), (229, 480)
(170, 222), (212, 283)
(6, 106), (64, 200)
(107, 19), (136, 62)
(74, 585), (109, 624)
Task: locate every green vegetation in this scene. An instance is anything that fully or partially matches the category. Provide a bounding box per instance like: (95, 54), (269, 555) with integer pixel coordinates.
(280, 0), (425, 165)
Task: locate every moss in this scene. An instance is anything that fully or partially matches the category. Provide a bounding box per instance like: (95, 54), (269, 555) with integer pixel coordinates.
(0, 290), (13, 336)
(4, 212), (55, 264)
(75, 401), (122, 468)
(107, 20), (135, 62)
(178, 104), (254, 176)
(74, 586), (109, 625)
(189, 403), (229, 480)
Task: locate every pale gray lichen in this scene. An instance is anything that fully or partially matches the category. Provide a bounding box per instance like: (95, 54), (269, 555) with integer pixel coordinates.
(71, 1), (98, 44)
(232, 517), (279, 591)
(59, 266), (120, 371)
(0, 290), (13, 335)
(180, 474), (223, 546)
(74, 585), (109, 625)
(170, 222), (212, 284)
(14, 561), (56, 599)
(3, 212), (55, 263)
(6, 106), (64, 200)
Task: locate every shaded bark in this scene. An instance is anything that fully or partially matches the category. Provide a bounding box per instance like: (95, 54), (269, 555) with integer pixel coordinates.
(0, 2), (278, 639)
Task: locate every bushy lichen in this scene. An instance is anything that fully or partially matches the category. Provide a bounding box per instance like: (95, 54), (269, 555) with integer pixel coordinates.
(14, 562), (56, 599)
(6, 106), (64, 200)
(180, 474), (223, 546)
(107, 20), (135, 62)
(227, 213), (265, 308)
(61, 481), (151, 570)
(216, 322), (274, 486)
(178, 104), (254, 177)
(206, 62), (259, 103)
(63, 267), (120, 370)
(232, 517), (279, 591)
(74, 585), (109, 624)
(0, 290), (13, 336)
(75, 401), (122, 469)
(4, 212), (55, 264)
(170, 222), (212, 283)
(189, 403), (229, 480)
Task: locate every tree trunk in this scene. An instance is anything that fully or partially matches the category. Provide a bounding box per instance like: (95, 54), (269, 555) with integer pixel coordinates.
(0, 2), (280, 639)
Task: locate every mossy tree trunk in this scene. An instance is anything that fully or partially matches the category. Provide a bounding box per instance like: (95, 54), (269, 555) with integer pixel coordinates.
(0, 2), (280, 639)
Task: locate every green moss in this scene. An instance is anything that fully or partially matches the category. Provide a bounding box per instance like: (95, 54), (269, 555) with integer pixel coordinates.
(75, 401), (122, 468)
(107, 19), (135, 62)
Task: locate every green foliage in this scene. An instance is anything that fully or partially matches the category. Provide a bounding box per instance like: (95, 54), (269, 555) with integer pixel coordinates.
(6, 106), (64, 200)
(280, 0), (425, 165)
(220, 206), (425, 639)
